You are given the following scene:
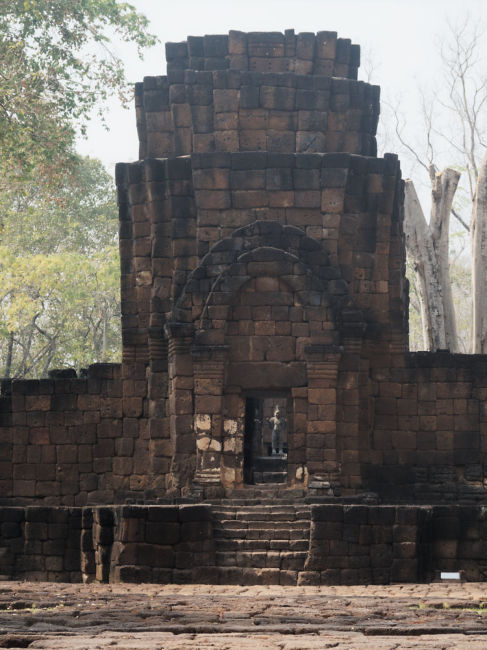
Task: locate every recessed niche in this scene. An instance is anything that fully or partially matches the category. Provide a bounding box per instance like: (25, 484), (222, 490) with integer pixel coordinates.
(243, 394), (288, 484)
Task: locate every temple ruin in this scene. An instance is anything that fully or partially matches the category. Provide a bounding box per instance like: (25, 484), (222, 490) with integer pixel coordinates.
(2, 30), (487, 585)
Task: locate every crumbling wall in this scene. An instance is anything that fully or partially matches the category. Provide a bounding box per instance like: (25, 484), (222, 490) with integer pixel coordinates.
(2, 503), (487, 584)
(136, 29), (376, 160)
(364, 352), (487, 501)
(303, 504), (487, 584)
(0, 364), (149, 505)
(165, 31), (361, 78)
(0, 504), (214, 583)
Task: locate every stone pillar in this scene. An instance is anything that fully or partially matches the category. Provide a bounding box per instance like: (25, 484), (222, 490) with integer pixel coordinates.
(192, 346), (227, 496)
(147, 338), (170, 494)
(165, 323), (194, 494)
(339, 333), (364, 491)
(305, 344), (342, 494)
(290, 387), (308, 487)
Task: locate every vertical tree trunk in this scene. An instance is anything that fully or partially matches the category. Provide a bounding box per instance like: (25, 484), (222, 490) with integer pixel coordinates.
(403, 166), (460, 351)
(404, 180), (446, 350)
(102, 304), (107, 362)
(429, 166), (461, 351)
(472, 150), (487, 353)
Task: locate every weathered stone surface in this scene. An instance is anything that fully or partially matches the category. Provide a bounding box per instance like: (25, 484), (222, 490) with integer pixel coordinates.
(1, 29), (487, 588)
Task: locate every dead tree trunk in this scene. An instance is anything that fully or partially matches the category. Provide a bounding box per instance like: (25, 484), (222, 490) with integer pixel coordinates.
(472, 149), (487, 353)
(403, 166), (460, 351)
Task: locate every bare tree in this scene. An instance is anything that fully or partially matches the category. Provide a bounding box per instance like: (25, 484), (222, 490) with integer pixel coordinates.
(404, 168), (460, 350)
(472, 150), (487, 352)
(439, 19), (487, 201)
(389, 17), (487, 352)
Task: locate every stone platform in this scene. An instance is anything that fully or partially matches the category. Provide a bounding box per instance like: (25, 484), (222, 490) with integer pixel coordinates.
(1, 502), (487, 585)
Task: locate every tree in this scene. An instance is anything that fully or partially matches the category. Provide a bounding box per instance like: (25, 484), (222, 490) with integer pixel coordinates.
(0, 2), (156, 376)
(407, 234), (472, 353)
(403, 167), (460, 351)
(1, 156), (119, 255)
(472, 150), (487, 352)
(0, 246), (121, 378)
(0, 156), (121, 378)
(0, 0), (157, 190)
(389, 18), (487, 352)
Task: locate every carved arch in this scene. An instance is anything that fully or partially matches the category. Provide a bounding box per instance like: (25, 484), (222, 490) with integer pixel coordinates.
(172, 221), (363, 339)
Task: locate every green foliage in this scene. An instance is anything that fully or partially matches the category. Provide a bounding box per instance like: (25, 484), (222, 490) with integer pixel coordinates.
(0, 0), (157, 189)
(0, 245), (121, 377)
(0, 1), (157, 376)
(0, 156), (121, 378)
(1, 156), (118, 255)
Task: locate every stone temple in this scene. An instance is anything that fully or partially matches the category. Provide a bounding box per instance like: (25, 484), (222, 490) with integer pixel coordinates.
(2, 30), (487, 585)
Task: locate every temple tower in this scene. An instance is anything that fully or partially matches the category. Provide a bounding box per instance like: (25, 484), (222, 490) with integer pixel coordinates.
(116, 30), (406, 498)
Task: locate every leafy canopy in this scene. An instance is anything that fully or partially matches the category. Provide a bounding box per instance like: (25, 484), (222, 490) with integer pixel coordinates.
(1, 155), (119, 255)
(0, 156), (122, 378)
(0, 0), (157, 188)
(0, 1), (157, 376)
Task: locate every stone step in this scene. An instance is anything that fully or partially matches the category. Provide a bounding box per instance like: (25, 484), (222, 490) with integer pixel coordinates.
(208, 498), (302, 506)
(211, 503), (309, 511)
(252, 471), (287, 483)
(213, 528), (310, 540)
(212, 510), (311, 522)
(197, 566), (299, 586)
(215, 550), (308, 570)
(214, 518), (310, 529)
(217, 529), (309, 542)
(214, 538), (308, 552)
(221, 488), (307, 500)
(205, 493), (378, 507)
(252, 456), (287, 472)
(211, 510), (309, 519)
(214, 528), (308, 537)
(214, 527), (310, 539)
(214, 528), (309, 542)
(236, 511), (310, 521)
(211, 506), (311, 517)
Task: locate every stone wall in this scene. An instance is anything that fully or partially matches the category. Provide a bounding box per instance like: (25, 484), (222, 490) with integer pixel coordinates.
(115, 148), (405, 494)
(304, 505), (431, 584)
(3, 351), (487, 504)
(2, 504), (487, 584)
(109, 504), (215, 584)
(136, 33), (376, 160)
(165, 31), (361, 78)
(303, 504), (487, 584)
(0, 364), (149, 506)
(0, 504), (214, 583)
(363, 352), (487, 502)
(2, 28), (487, 511)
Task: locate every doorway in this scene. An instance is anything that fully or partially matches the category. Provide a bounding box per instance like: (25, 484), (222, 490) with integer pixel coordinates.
(243, 393), (288, 485)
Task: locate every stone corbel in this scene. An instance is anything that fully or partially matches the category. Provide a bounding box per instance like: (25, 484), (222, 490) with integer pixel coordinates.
(341, 319), (366, 355)
(164, 321), (194, 341)
(304, 344), (342, 385)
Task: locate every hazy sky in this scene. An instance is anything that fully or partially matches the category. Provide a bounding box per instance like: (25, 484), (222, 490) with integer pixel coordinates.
(77, 0), (487, 180)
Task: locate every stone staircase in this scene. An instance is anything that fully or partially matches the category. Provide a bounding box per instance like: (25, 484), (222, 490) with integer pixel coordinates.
(209, 503), (311, 585)
(251, 456), (287, 484)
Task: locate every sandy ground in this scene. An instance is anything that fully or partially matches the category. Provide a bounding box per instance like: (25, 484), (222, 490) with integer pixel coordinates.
(1, 581), (487, 648)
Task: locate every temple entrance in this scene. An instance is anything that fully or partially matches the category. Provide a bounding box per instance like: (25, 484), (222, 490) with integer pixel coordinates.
(243, 393), (288, 485)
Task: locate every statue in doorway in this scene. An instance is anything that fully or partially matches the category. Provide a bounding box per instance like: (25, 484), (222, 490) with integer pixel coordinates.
(268, 406), (286, 456)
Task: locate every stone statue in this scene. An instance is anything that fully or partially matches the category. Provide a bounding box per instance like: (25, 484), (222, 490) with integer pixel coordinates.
(268, 406), (286, 456)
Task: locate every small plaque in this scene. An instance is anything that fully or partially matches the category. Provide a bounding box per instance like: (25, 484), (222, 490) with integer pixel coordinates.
(440, 572), (461, 580)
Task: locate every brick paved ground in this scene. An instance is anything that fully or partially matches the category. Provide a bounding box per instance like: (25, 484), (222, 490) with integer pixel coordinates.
(1, 581), (487, 648)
